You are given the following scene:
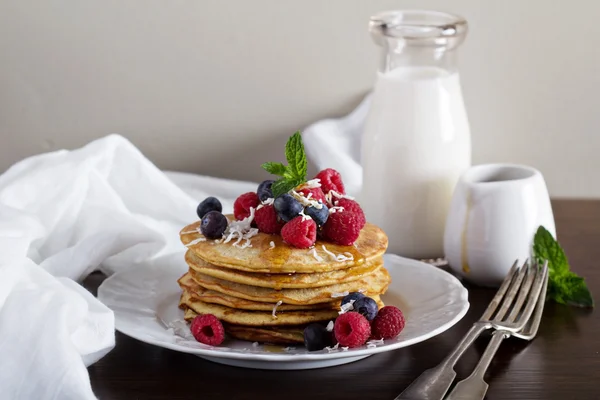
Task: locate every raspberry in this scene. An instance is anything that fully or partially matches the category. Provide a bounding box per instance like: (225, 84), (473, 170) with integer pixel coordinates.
(233, 192), (259, 221)
(322, 211), (362, 246)
(334, 198), (366, 229)
(298, 187), (326, 204)
(334, 312), (371, 348)
(315, 168), (345, 196)
(190, 314), (226, 346)
(255, 205), (284, 234)
(371, 306), (405, 340)
(281, 216), (317, 248)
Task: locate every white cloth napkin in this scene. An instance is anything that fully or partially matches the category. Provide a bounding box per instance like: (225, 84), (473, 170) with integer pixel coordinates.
(0, 98), (365, 399)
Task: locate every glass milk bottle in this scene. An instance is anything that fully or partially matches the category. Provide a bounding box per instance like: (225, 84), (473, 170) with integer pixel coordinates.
(360, 10), (471, 259)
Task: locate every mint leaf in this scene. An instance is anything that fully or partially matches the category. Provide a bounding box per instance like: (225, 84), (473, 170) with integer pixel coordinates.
(271, 178), (303, 198)
(261, 162), (287, 176)
(262, 132), (308, 197)
(533, 225), (594, 308)
(284, 131), (307, 181)
(550, 272), (594, 308)
(533, 226), (569, 275)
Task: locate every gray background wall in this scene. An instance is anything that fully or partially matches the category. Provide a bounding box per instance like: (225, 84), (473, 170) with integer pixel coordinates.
(0, 0), (596, 197)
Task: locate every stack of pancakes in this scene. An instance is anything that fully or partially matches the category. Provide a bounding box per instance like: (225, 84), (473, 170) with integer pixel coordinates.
(178, 217), (390, 344)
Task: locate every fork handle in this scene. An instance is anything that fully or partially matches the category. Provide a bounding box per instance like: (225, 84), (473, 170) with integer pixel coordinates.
(395, 323), (489, 400)
(445, 330), (510, 400)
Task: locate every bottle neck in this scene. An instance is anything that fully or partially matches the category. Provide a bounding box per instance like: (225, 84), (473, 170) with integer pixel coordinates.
(379, 38), (459, 74)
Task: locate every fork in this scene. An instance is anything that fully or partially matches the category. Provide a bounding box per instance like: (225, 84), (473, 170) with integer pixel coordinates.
(396, 260), (548, 400)
(445, 261), (549, 400)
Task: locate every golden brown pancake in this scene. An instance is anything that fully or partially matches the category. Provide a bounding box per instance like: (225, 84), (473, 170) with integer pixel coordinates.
(177, 272), (341, 311)
(183, 309), (305, 344)
(185, 249), (384, 289)
(179, 290), (339, 326)
(188, 266), (391, 305)
(180, 217), (388, 273)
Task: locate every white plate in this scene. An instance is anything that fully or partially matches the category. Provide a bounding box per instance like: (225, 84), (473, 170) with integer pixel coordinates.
(98, 254), (469, 370)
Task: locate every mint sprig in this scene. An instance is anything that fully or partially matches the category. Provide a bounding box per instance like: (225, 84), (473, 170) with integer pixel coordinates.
(261, 131), (307, 197)
(533, 226), (594, 308)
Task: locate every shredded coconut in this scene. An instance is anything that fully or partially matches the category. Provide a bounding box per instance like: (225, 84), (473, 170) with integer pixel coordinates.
(310, 248), (324, 262)
(272, 300), (283, 318)
(367, 339), (385, 346)
(299, 208), (312, 222)
(325, 343), (340, 353)
(283, 347), (296, 352)
(331, 291), (349, 298)
(291, 190), (323, 209)
(358, 288), (366, 293)
(342, 347), (349, 352)
(297, 178), (322, 189)
(269, 241), (275, 249)
(325, 190), (354, 205)
(252, 342), (259, 348)
(326, 321), (334, 332)
(223, 208), (259, 248)
(185, 237), (207, 247)
(322, 245), (354, 262)
(180, 229), (200, 234)
(338, 299), (355, 315)
(329, 206), (344, 214)
(367, 343), (377, 349)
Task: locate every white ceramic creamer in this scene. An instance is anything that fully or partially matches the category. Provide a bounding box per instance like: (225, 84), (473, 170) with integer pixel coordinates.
(444, 164), (556, 286)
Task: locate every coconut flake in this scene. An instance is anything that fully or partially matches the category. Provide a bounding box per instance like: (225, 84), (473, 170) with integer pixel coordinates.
(291, 190), (323, 209)
(329, 206), (344, 214)
(322, 245), (354, 262)
(325, 190), (354, 205)
(252, 342), (259, 348)
(310, 248), (324, 262)
(269, 241), (275, 249)
(272, 300), (283, 318)
(180, 229), (200, 234)
(367, 339), (385, 346)
(185, 237), (207, 247)
(326, 321), (334, 332)
(331, 291), (349, 298)
(299, 208), (312, 222)
(358, 288), (366, 293)
(322, 245), (338, 260)
(341, 347), (349, 352)
(283, 347), (296, 352)
(367, 343), (377, 349)
(256, 198), (275, 211)
(338, 299), (355, 315)
(223, 208), (259, 248)
(325, 343), (340, 353)
(298, 179), (322, 189)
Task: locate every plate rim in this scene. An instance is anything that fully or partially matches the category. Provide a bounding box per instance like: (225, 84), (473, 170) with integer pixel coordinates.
(99, 254), (469, 362)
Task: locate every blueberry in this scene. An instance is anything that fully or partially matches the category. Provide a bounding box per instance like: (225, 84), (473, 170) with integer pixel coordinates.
(305, 204), (329, 227)
(353, 297), (379, 321)
(257, 180), (275, 202)
(303, 323), (333, 352)
(340, 292), (365, 309)
(197, 197), (222, 219)
(274, 193), (303, 222)
(200, 211), (228, 239)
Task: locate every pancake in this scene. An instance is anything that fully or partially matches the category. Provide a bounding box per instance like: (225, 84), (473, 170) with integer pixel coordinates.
(180, 290), (339, 326)
(188, 266), (391, 305)
(178, 272), (341, 311)
(183, 309), (304, 344)
(180, 217), (388, 273)
(185, 249), (384, 289)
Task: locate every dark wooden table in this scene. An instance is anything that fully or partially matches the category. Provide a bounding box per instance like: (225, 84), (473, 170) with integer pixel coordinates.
(85, 199), (600, 399)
